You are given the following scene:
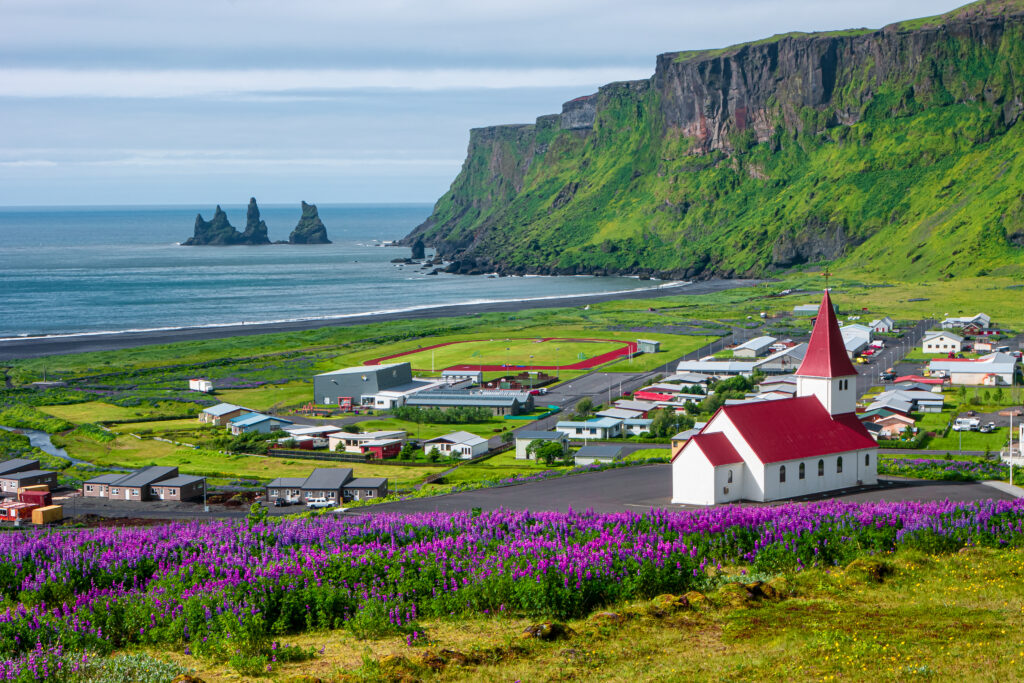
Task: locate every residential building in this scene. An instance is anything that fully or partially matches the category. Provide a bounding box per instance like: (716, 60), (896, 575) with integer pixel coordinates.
(623, 418), (654, 435)
(358, 439), (403, 460)
(328, 430), (406, 453)
(198, 403), (252, 426)
(872, 389), (944, 413)
(555, 417), (623, 440)
(574, 445), (626, 466)
(612, 399), (659, 416)
(869, 317), (895, 333)
(941, 313), (991, 330)
(423, 431), (489, 459)
(922, 331), (964, 354)
(514, 431), (568, 459)
(597, 407), (645, 421)
(0, 458), (40, 477)
(0, 469), (58, 496)
(928, 353), (1018, 386)
(82, 466), (203, 502)
(753, 343), (807, 374)
(265, 468), (388, 504)
(343, 478), (388, 501)
(672, 291), (877, 505)
(228, 413), (293, 435)
(733, 336), (776, 358)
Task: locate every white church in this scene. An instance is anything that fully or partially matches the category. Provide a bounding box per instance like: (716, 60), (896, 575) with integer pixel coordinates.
(671, 291), (878, 505)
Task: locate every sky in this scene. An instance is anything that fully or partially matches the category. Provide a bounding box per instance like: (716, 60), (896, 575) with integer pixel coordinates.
(0, 0), (967, 206)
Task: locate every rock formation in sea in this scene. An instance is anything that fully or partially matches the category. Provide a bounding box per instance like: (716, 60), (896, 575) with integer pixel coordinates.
(288, 202), (332, 244)
(410, 236), (425, 260)
(183, 198), (272, 245)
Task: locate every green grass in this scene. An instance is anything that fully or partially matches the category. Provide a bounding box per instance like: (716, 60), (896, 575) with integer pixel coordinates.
(927, 427), (1008, 452)
(385, 337), (624, 371)
(214, 381), (312, 412)
(621, 448), (670, 462)
(38, 400), (198, 423)
(181, 546), (1024, 682)
(52, 432), (444, 485)
(442, 449), (568, 483)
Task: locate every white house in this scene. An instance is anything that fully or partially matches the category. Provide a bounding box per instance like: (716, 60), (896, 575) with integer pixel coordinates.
(423, 431), (489, 459)
(672, 292), (878, 505)
(623, 418), (654, 435)
(575, 445), (626, 466)
(328, 430), (406, 453)
(928, 353), (1018, 386)
(228, 413), (293, 435)
(555, 417), (623, 440)
(922, 331), (964, 354)
(941, 313), (991, 330)
(732, 336), (776, 358)
(869, 317), (895, 333)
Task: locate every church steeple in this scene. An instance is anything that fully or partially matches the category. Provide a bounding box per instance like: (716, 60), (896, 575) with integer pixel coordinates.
(795, 290), (858, 415)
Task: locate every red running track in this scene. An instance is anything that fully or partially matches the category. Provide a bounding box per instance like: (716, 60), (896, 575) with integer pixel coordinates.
(363, 337), (639, 371)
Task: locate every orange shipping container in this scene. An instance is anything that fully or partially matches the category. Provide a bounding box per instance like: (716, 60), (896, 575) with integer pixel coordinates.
(18, 484), (50, 494)
(0, 502), (37, 521)
(31, 505), (62, 525)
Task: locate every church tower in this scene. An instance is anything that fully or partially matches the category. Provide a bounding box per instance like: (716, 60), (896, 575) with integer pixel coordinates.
(794, 290), (858, 415)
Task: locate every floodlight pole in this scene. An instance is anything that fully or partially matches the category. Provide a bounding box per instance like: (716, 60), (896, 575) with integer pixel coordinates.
(203, 479), (209, 513)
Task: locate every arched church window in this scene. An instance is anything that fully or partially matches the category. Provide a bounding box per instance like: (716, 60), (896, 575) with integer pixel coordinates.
(799, 463), (805, 479)
(818, 459), (824, 476)
(779, 466), (786, 483)
(837, 457), (843, 473)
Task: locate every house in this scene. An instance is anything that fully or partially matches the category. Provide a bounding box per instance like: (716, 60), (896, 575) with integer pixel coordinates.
(198, 403), (252, 426)
(637, 339), (661, 354)
(405, 389), (534, 416)
(613, 399), (659, 416)
(675, 360), (757, 376)
(894, 374), (946, 386)
(941, 313), (991, 330)
(82, 466), (199, 501)
(840, 324), (873, 343)
(555, 417), (623, 440)
(149, 475), (206, 501)
(871, 414), (916, 439)
(423, 431), (489, 459)
(358, 439), (403, 460)
(793, 304), (819, 316)
(280, 425), (343, 449)
(732, 336), (776, 358)
(514, 431), (568, 459)
(866, 397), (914, 416)
(922, 331), (964, 354)
(328, 430), (406, 453)
(665, 372), (715, 389)
(843, 334), (869, 358)
(873, 389), (944, 413)
(264, 468), (387, 504)
(670, 427), (703, 459)
(928, 353), (1018, 386)
(623, 418), (654, 435)
(753, 343), (807, 374)
(869, 317), (895, 333)
(632, 391), (678, 402)
(228, 413), (293, 435)
(596, 407), (645, 421)
(343, 478), (388, 502)
(0, 470), (58, 496)
(0, 458), (40, 477)
(188, 378), (213, 393)
(574, 445), (626, 466)
(671, 291), (878, 505)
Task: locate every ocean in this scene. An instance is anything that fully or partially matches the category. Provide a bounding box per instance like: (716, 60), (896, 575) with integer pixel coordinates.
(0, 204), (674, 339)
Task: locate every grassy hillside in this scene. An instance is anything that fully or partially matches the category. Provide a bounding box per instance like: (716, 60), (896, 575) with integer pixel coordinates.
(413, 0), (1024, 280)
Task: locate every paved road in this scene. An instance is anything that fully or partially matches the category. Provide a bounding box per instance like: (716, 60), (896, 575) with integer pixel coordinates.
(861, 318), (934, 395)
(349, 465), (1018, 516)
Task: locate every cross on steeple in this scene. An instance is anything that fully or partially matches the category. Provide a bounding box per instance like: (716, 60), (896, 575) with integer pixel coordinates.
(823, 264), (832, 291)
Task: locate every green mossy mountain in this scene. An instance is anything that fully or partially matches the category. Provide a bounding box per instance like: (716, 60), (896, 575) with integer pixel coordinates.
(406, 0), (1024, 279)
(288, 201), (332, 244)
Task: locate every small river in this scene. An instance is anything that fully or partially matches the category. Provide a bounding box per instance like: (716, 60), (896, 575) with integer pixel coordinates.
(0, 424), (94, 466)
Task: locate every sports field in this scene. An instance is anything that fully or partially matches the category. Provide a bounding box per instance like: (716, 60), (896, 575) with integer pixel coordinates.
(364, 337), (635, 371)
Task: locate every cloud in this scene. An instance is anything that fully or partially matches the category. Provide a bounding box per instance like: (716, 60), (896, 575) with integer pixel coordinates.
(0, 67), (652, 99)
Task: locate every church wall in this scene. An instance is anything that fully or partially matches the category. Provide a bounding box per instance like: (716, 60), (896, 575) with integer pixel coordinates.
(713, 464), (744, 504)
(670, 443), (716, 505)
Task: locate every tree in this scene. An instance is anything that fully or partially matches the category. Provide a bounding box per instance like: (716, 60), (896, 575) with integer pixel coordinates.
(575, 397), (594, 417)
(501, 431), (514, 444)
(341, 424), (361, 434)
(993, 387), (1005, 405)
(246, 501), (268, 527)
(427, 447), (441, 462)
(648, 408), (696, 439)
(533, 441), (566, 465)
(399, 441), (417, 460)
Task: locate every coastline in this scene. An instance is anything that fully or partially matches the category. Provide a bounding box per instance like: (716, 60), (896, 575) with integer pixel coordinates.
(0, 278), (763, 360)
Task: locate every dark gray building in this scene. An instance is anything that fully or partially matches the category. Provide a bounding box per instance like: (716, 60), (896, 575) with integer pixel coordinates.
(343, 477), (388, 501)
(314, 362), (413, 407)
(405, 389), (534, 416)
(83, 466), (205, 502)
(0, 458), (41, 477)
(266, 468), (389, 505)
(0, 469), (59, 496)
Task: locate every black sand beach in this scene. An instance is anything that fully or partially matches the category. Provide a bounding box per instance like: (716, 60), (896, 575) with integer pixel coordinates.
(0, 279), (764, 360)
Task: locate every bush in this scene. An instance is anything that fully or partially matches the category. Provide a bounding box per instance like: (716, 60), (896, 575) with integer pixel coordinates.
(392, 405), (493, 424)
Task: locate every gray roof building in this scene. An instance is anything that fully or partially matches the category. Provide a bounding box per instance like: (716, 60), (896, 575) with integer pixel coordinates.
(314, 362), (414, 405)
(575, 445), (626, 462)
(0, 458), (40, 477)
(515, 430), (565, 441)
(302, 468), (354, 491)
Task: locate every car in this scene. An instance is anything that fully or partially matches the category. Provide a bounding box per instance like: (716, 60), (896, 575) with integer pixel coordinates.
(273, 498), (288, 507)
(305, 498), (332, 509)
(879, 372), (896, 381)
(979, 422), (996, 433)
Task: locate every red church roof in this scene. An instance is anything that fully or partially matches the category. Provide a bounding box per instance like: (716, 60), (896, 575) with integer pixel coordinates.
(795, 291), (858, 379)
(683, 432), (744, 466)
(718, 396), (876, 464)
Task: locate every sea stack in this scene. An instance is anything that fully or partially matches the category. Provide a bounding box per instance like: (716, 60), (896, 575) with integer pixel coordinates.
(183, 198), (271, 245)
(288, 201), (331, 244)
(410, 236), (425, 260)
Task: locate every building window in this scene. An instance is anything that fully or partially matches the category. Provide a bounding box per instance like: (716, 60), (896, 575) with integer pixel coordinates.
(818, 460), (824, 476)
(837, 457), (843, 474)
(779, 466), (786, 483)
(727, 469), (734, 484)
(799, 463), (806, 479)
(865, 453), (870, 466)
(86, 485), (93, 492)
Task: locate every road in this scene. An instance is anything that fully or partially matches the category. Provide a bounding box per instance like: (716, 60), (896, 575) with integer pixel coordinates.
(349, 465), (1019, 516)
(858, 318), (934, 395)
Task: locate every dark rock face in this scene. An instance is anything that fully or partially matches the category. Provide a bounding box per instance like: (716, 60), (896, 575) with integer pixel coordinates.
(771, 218), (860, 268)
(183, 198), (271, 245)
(410, 237), (425, 260)
(288, 202), (331, 244)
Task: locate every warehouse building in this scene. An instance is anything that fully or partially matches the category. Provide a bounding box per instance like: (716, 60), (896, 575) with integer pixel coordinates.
(405, 389), (534, 416)
(313, 362), (444, 409)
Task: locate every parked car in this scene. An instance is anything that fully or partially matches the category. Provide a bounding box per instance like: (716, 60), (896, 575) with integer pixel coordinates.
(879, 371), (896, 381)
(980, 422), (996, 433)
(305, 498), (332, 509)
(273, 498), (288, 507)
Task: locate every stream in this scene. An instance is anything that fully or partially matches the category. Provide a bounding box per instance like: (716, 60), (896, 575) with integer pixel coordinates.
(1, 424), (100, 467)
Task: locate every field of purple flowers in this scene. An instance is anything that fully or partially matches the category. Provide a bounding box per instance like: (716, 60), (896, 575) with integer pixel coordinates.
(2, 499), (1024, 680)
